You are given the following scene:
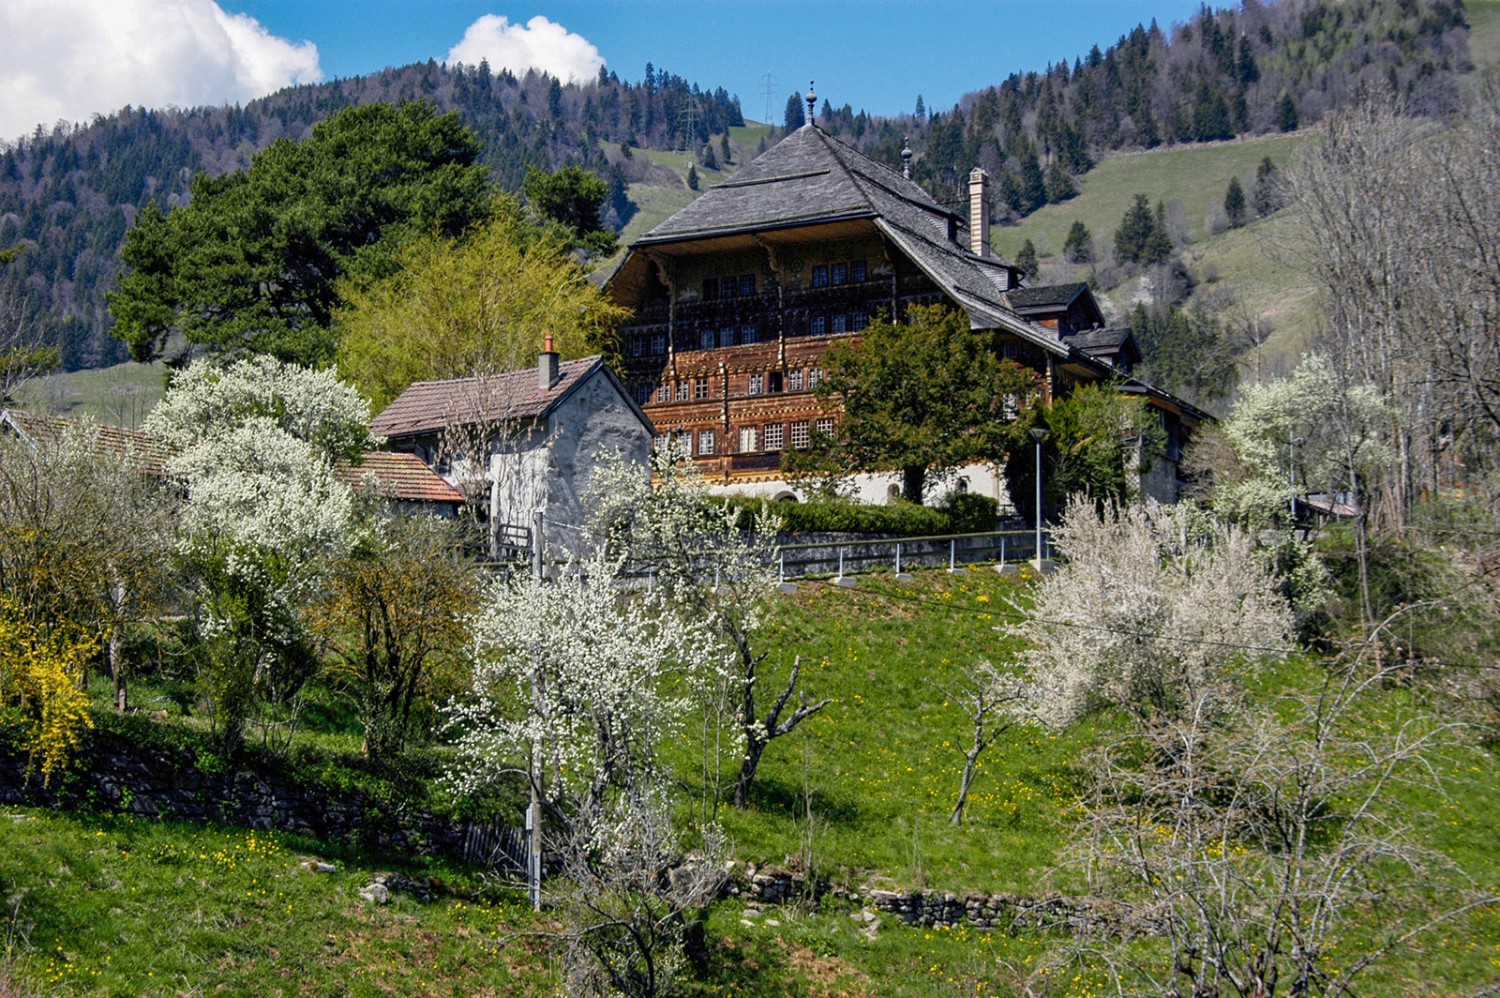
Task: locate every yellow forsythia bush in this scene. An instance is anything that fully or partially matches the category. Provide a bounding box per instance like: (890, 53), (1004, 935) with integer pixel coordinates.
(0, 598), (98, 784)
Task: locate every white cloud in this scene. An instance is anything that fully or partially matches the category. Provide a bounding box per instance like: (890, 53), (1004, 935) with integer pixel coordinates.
(445, 14), (603, 83)
(0, 0), (321, 143)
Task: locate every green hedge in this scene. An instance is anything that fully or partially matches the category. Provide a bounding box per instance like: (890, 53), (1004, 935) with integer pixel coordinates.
(719, 492), (999, 535)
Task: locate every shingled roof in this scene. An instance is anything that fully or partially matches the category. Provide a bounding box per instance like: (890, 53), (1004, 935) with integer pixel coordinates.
(614, 124), (1070, 359)
(1006, 282), (1090, 311)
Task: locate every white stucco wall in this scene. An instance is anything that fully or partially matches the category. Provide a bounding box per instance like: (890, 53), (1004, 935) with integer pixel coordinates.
(489, 371), (654, 558)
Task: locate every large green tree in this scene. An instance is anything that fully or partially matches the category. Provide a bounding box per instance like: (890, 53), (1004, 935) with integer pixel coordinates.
(109, 102), (494, 366)
(334, 200), (628, 411)
(522, 164), (618, 256)
(813, 304), (1038, 504)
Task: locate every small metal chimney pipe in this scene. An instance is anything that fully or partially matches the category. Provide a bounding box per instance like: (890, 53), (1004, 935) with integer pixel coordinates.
(968, 168), (990, 257)
(539, 332), (559, 391)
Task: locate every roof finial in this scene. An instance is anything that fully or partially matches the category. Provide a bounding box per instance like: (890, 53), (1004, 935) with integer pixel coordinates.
(901, 136), (913, 179)
(805, 81), (817, 127)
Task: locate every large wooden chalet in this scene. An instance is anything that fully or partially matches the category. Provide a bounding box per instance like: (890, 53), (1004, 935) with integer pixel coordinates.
(605, 105), (1203, 504)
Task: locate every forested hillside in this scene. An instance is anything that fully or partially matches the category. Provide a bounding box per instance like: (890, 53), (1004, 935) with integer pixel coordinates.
(0, 0), (1472, 371)
(0, 62), (741, 369)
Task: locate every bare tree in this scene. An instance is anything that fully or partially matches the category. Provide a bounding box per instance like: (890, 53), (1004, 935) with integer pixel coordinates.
(928, 661), (1025, 826)
(1061, 620), (1495, 998)
(0, 245), (58, 405)
(553, 787), (727, 998)
(1286, 81), (1500, 530)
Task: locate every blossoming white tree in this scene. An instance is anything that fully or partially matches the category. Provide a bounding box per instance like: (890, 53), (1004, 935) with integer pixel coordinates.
(147, 356), (375, 752)
(1009, 497), (1292, 727)
(448, 553), (723, 997)
(587, 446), (829, 809)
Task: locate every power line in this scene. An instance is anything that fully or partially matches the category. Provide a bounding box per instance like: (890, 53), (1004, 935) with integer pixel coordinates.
(760, 71), (777, 126)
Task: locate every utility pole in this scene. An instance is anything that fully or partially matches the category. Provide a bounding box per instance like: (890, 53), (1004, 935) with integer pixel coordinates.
(527, 509), (544, 911)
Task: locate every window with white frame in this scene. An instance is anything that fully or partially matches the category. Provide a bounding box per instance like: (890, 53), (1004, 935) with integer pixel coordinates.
(764, 423), (784, 450)
(790, 421), (810, 449)
(694, 376), (710, 400)
(816, 418), (836, 438)
(809, 368), (824, 388)
(787, 369), (804, 392)
(738, 426), (757, 453)
(810, 315), (826, 336)
(811, 265), (828, 288)
(831, 314), (847, 334)
(650, 333), (667, 354)
(747, 373), (764, 395)
(657, 383), (671, 402)
(677, 382), (690, 401)
(698, 429), (716, 455)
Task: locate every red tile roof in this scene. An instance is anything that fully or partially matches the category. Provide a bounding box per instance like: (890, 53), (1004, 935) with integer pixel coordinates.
(335, 451), (467, 505)
(4, 408), (466, 506)
(369, 357), (604, 439)
(0, 408), (172, 475)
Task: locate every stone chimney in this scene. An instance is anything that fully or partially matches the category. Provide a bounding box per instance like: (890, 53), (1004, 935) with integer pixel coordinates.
(968, 168), (990, 258)
(539, 332), (559, 391)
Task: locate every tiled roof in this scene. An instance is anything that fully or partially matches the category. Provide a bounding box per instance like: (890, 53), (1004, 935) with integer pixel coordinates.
(0, 408), (172, 474)
(3, 407), (468, 505)
(1006, 283), (1089, 311)
(335, 452), (467, 504)
(370, 357), (604, 439)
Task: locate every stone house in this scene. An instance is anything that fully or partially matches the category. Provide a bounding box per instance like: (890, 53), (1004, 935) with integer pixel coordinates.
(369, 349), (656, 556)
(604, 103), (1205, 506)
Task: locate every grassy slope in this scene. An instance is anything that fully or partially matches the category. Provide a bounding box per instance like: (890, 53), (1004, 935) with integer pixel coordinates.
(11, 361), (166, 428)
(994, 132), (1320, 367)
(1470, 0), (1500, 69)
(10, 558), (1500, 995)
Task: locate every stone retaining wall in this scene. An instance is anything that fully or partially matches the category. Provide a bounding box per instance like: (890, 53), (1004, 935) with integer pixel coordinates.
(0, 726), (523, 870)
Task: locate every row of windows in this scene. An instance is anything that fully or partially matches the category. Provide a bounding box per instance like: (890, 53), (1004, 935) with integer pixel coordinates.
(810, 259), (867, 288)
(669, 418), (838, 457)
(635, 369), (825, 405)
(702, 274), (757, 300)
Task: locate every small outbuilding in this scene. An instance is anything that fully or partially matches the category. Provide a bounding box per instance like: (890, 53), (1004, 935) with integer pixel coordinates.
(369, 346), (656, 557)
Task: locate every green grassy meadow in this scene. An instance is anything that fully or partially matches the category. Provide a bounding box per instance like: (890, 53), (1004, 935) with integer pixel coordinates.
(6, 554), (1500, 995)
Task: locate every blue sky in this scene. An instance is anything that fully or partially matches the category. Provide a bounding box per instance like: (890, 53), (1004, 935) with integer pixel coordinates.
(227, 0), (1209, 118)
(2, 1), (1211, 142)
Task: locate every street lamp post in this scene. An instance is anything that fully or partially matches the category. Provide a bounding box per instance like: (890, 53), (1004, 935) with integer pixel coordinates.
(1030, 427), (1049, 567)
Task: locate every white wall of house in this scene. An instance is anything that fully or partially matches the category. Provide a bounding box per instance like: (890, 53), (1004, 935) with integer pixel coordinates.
(489, 372), (654, 557)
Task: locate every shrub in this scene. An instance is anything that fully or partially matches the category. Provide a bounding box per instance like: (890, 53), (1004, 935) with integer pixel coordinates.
(717, 494), (997, 536)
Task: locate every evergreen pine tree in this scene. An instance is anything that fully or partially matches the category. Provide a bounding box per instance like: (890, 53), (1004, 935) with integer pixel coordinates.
(1276, 92), (1299, 132)
(1142, 201), (1174, 265)
(1016, 239), (1039, 281)
(1044, 160), (1077, 203)
(784, 92), (805, 130)
(1252, 157), (1282, 217)
(915, 95), (926, 121)
(1020, 151), (1047, 214)
(720, 133), (732, 165)
(1114, 193), (1156, 265)
(1063, 220), (1094, 264)
(686, 163), (699, 190)
(1224, 176), (1247, 227)
(1192, 80), (1234, 141)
